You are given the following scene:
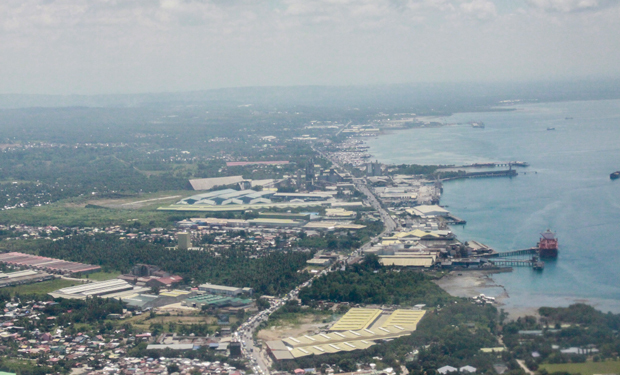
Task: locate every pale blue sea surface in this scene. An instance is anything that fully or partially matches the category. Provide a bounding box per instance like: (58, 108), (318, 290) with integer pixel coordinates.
(366, 99), (620, 314)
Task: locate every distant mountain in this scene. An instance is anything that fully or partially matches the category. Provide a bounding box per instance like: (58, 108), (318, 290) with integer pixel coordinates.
(1, 80), (619, 111)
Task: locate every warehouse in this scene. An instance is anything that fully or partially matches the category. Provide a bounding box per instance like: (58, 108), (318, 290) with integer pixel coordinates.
(330, 308), (382, 331)
(378, 255), (436, 268)
(0, 252), (100, 276)
(247, 218), (305, 228)
(176, 189), (276, 206)
(182, 294), (253, 309)
(266, 308), (426, 360)
(49, 279), (143, 300)
(0, 270), (54, 288)
(407, 205), (450, 217)
(198, 283), (253, 296)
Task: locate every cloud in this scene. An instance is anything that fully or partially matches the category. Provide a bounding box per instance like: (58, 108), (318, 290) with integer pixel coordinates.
(459, 0), (497, 19)
(0, 0), (619, 95)
(526, 0), (606, 12)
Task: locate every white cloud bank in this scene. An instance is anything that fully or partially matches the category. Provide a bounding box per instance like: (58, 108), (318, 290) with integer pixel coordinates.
(0, 0), (619, 94)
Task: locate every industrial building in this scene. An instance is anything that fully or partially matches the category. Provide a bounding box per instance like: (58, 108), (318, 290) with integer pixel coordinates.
(49, 279), (147, 300)
(177, 232), (192, 250)
(176, 189), (276, 206)
(303, 221), (366, 231)
(198, 283), (253, 296)
(182, 294), (253, 309)
(266, 308), (426, 361)
(247, 218), (305, 228)
(0, 270), (54, 288)
(329, 308), (382, 331)
(0, 252), (101, 276)
(407, 205), (450, 217)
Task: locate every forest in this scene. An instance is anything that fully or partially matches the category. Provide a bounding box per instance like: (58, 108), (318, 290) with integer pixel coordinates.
(37, 234), (313, 295)
(502, 304), (620, 370)
(298, 255), (453, 307)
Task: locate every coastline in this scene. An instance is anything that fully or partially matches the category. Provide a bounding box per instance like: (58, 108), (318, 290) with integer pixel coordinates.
(356, 125), (543, 319)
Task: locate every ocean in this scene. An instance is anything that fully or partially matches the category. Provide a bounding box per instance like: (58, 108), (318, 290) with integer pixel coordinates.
(366, 99), (620, 314)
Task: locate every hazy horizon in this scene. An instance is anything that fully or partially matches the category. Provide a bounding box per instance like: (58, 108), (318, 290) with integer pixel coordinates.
(2, 0), (620, 96)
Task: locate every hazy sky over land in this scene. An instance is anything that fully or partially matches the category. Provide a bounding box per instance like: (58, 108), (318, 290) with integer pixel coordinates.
(1, 0), (619, 95)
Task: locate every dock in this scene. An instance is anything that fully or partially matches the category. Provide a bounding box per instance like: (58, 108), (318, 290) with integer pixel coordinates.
(481, 248), (543, 269)
(483, 248), (538, 258)
(441, 169), (517, 181)
(445, 214), (466, 225)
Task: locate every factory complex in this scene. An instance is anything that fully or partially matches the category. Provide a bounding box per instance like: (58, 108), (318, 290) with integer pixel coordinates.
(0, 269), (54, 288)
(0, 252), (101, 276)
(266, 308), (426, 360)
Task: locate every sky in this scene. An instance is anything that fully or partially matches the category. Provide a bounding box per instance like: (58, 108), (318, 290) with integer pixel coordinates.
(1, 0), (619, 95)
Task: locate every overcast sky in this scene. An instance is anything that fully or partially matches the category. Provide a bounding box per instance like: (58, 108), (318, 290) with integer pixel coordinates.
(1, 0), (619, 95)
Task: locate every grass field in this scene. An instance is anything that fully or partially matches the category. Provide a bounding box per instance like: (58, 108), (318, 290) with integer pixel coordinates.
(0, 191), (191, 228)
(3, 278), (81, 296)
(541, 360), (620, 375)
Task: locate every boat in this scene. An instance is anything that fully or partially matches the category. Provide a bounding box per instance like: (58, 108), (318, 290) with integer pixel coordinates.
(611, 171), (620, 180)
(565, 117), (573, 120)
(470, 121), (485, 129)
(538, 229), (558, 258)
(547, 127), (555, 131)
(532, 255), (545, 271)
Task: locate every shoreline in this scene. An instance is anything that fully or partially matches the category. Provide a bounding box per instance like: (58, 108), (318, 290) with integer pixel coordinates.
(433, 270), (540, 318)
(356, 124), (550, 319)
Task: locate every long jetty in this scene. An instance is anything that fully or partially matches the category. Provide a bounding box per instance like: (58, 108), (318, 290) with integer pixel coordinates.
(483, 248), (538, 258)
(441, 169), (517, 181)
(481, 247), (542, 269)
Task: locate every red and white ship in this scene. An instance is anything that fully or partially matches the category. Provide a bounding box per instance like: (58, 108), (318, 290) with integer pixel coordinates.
(538, 230), (558, 258)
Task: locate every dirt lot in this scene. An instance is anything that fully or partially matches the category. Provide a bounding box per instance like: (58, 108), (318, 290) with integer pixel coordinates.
(257, 314), (333, 342)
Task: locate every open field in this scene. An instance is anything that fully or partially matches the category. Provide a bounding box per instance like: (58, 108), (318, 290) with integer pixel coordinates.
(0, 191), (192, 227)
(540, 360), (620, 375)
(2, 278), (80, 296)
(257, 314), (334, 342)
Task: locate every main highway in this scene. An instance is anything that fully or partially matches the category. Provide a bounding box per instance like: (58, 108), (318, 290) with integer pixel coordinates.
(238, 150), (397, 374)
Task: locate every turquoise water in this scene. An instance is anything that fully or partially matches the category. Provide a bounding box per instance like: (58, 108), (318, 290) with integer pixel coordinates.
(366, 99), (620, 313)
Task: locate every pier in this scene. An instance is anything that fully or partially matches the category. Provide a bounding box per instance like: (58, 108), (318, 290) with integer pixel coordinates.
(483, 248), (538, 258)
(446, 161), (530, 169)
(441, 169), (517, 181)
(481, 248), (544, 269)
(445, 214), (466, 225)
(489, 259), (536, 267)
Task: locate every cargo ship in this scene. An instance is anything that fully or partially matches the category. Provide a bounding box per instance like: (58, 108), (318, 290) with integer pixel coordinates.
(538, 230), (558, 258)
(611, 171), (620, 180)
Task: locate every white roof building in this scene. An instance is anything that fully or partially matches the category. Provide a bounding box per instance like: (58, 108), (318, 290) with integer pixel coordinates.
(409, 205), (450, 217)
(460, 366), (477, 373)
(437, 366), (458, 374)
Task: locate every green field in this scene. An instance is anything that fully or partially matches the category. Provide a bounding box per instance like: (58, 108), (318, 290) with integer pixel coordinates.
(3, 278), (81, 296)
(0, 191), (191, 228)
(541, 360), (620, 375)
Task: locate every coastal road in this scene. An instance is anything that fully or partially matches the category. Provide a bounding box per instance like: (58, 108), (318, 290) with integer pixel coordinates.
(354, 178), (398, 233)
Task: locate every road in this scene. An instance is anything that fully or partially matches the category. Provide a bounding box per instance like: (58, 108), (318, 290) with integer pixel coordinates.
(236, 278), (318, 375)
(354, 178), (398, 233)
(237, 159), (398, 374)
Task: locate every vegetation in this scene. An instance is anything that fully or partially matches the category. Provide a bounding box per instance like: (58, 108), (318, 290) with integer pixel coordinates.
(274, 302), (513, 374)
(2, 278), (80, 296)
(501, 304), (620, 371)
(540, 360), (620, 375)
(296, 220), (383, 251)
(37, 234), (313, 295)
(299, 255), (453, 306)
